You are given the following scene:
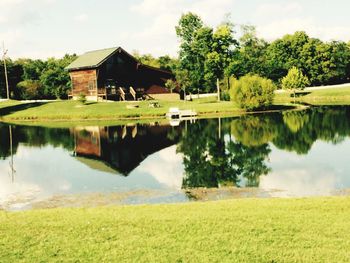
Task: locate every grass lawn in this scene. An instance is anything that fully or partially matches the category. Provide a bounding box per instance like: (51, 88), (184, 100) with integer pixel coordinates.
(274, 85), (350, 105)
(0, 97), (242, 122)
(1, 85), (350, 123)
(1, 197), (350, 262)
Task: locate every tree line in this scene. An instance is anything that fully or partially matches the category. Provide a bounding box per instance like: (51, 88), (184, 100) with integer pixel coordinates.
(174, 13), (350, 94)
(1, 12), (350, 100)
(0, 54), (77, 99)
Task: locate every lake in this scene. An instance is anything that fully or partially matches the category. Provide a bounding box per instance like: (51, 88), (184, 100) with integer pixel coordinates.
(1, 106), (350, 210)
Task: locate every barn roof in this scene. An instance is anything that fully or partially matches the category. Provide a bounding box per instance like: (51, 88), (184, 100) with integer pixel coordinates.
(66, 47), (133, 71)
(66, 46), (174, 77)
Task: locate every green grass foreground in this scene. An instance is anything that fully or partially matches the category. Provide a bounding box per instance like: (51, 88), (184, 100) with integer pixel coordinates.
(1, 197), (350, 262)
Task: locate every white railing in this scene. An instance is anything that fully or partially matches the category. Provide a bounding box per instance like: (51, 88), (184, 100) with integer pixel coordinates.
(130, 86), (136, 101)
(119, 87), (125, 101)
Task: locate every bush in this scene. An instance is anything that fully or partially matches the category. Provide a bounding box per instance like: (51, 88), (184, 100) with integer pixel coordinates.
(220, 90), (230, 101)
(16, 80), (43, 100)
(78, 93), (87, 104)
(281, 67), (310, 97)
(231, 74), (276, 110)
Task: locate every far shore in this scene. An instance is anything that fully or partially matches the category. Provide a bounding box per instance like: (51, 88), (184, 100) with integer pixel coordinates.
(0, 84), (350, 125)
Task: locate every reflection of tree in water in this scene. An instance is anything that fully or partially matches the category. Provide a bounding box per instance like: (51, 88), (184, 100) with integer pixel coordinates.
(231, 115), (278, 146)
(283, 110), (309, 133)
(274, 107), (350, 154)
(227, 141), (271, 187)
(229, 115), (274, 187)
(178, 119), (234, 188)
(1, 106), (350, 186)
(178, 106), (350, 189)
(178, 118), (271, 188)
(0, 124), (74, 159)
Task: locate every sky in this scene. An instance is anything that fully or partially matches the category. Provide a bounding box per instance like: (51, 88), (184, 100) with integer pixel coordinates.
(1, 0), (350, 59)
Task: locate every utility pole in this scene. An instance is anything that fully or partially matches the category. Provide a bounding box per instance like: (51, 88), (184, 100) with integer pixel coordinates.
(2, 41), (10, 100)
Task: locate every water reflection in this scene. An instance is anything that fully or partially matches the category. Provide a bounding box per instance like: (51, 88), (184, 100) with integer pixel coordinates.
(72, 124), (180, 175)
(1, 106), (350, 208)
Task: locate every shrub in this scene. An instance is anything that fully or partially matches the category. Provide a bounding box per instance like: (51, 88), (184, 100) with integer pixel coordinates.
(16, 80), (43, 100)
(231, 74), (276, 110)
(281, 67), (310, 98)
(220, 90), (230, 101)
(78, 93), (87, 104)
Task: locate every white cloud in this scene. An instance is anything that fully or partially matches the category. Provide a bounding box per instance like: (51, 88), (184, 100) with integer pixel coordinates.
(0, 29), (23, 47)
(260, 168), (337, 197)
(257, 17), (350, 42)
(255, 2), (303, 19)
(128, 0), (233, 56)
(138, 145), (184, 189)
(74, 13), (88, 22)
(254, 1), (350, 42)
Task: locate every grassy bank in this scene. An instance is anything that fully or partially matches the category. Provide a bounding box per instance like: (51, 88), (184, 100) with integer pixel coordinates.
(0, 98), (242, 122)
(1, 85), (350, 123)
(1, 197), (350, 262)
(275, 85), (350, 105)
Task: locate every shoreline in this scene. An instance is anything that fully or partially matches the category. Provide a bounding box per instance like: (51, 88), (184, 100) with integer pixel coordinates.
(0, 100), (307, 127)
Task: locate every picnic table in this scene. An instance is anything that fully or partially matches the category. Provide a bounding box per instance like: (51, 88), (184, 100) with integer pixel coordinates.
(148, 101), (160, 108)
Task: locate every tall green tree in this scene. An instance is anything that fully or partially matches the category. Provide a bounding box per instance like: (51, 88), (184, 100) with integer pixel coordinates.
(176, 12), (237, 93)
(204, 22), (238, 90)
(228, 25), (269, 79)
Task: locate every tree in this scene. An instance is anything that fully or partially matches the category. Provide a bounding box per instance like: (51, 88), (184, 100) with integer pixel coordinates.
(18, 58), (47, 80)
(176, 13), (206, 93)
(281, 66), (310, 100)
(175, 12), (237, 94)
(39, 54), (76, 98)
(158, 55), (178, 72)
(16, 80), (43, 99)
(165, 79), (177, 93)
(0, 59), (23, 98)
(265, 31), (310, 83)
(231, 74), (276, 110)
(132, 51), (160, 68)
(347, 42), (350, 80)
(204, 22), (238, 91)
(228, 25), (269, 79)
(174, 69), (191, 99)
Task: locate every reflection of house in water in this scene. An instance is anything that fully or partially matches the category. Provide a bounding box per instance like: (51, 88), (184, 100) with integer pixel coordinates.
(72, 124), (180, 175)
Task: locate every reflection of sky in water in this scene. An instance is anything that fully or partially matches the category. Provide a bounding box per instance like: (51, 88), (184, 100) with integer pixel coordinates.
(0, 144), (186, 208)
(2, 125), (350, 208)
(260, 140), (350, 197)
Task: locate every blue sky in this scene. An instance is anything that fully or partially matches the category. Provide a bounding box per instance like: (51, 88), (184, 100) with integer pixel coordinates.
(1, 0), (350, 59)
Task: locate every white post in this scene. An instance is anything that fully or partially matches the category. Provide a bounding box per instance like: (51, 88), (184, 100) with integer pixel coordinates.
(217, 78), (220, 102)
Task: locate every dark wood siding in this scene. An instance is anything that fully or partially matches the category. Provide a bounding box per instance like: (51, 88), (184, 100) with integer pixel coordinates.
(68, 48), (175, 100)
(70, 69), (97, 97)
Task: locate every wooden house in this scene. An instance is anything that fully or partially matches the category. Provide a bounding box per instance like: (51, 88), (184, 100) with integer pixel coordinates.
(66, 47), (177, 101)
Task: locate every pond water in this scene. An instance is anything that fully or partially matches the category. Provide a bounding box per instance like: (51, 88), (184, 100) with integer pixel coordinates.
(1, 106), (350, 210)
